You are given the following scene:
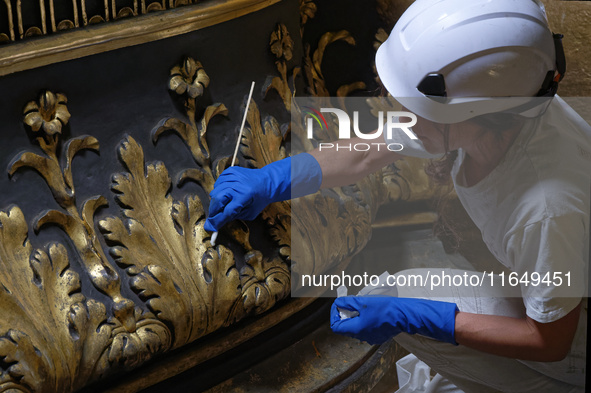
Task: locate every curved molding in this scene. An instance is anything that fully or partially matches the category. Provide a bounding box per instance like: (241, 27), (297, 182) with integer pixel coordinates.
(102, 297), (316, 392)
(0, 0), (281, 76)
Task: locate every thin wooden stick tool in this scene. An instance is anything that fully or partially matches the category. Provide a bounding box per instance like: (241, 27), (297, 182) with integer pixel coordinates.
(211, 81), (256, 246)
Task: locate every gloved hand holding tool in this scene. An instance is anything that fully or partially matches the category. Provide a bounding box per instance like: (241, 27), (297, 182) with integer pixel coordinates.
(204, 81), (323, 243)
(204, 152), (322, 233)
(330, 296), (459, 345)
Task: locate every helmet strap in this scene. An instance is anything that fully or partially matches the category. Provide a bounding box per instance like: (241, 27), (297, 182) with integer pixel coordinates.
(536, 33), (566, 97)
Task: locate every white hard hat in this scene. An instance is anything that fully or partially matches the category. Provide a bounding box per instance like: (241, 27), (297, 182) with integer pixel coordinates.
(375, 0), (565, 124)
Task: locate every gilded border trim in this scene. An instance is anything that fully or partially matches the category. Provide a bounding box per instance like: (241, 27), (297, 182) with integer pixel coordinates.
(0, 0), (282, 76)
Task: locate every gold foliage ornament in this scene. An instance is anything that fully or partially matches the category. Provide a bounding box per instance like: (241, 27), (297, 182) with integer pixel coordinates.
(169, 57), (211, 99)
(5, 91), (171, 392)
(303, 29), (366, 97)
(264, 23), (387, 285)
(299, 0), (317, 31)
(265, 23), (301, 112)
(270, 23), (294, 61)
(0, 207), (109, 392)
(99, 57), (291, 349)
(23, 91), (70, 135)
(158, 57), (227, 194)
(242, 89), (291, 262)
(100, 136), (243, 348)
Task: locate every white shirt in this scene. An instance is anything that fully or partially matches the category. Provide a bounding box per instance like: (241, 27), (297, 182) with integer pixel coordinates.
(451, 96), (590, 384)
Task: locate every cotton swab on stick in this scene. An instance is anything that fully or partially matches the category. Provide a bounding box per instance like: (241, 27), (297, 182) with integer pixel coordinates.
(211, 81), (256, 247)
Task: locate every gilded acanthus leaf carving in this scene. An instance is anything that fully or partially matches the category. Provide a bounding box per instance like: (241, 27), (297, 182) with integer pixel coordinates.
(6, 90), (172, 390)
(238, 97), (292, 265)
(0, 205), (139, 392)
(232, 101), (292, 304)
(14, 99), (110, 322)
(9, 91), (134, 326)
(100, 135), (288, 347)
(241, 99), (287, 168)
(101, 135), (238, 347)
(98, 57), (292, 349)
(0, 10), (410, 389)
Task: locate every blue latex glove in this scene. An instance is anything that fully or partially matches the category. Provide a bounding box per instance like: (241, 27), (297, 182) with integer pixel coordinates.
(331, 296), (459, 345)
(204, 153), (322, 232)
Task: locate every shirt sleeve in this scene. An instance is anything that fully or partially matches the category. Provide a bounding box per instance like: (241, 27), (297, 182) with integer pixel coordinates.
(504, 214), (587, 323)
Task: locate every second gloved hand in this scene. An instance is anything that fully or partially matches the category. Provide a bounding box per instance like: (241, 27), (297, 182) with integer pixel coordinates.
(204, 152), (322, 232)
(330, 296), (459, 345)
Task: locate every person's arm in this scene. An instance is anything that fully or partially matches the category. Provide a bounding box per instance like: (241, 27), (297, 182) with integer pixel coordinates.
(205, 136), (401, 232)
(309, 136), (402, 189)
(331, 296), (581, 362)
(455, 302), (581, 361)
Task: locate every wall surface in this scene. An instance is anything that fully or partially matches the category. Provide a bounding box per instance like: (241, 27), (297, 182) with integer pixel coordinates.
(545, 0), (591, 97)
